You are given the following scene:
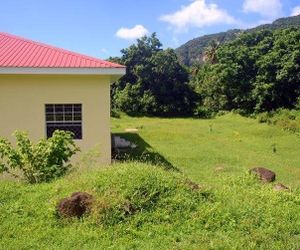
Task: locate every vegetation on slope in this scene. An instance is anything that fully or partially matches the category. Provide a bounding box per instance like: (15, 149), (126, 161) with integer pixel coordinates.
(176, 29), (240, 66)
(176, 14), (300, 66)
(191, 28), (300, 115)
(1, 162), (299, 249)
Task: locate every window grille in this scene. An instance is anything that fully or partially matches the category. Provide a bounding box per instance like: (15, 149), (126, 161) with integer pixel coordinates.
(45, 104), (82, 139)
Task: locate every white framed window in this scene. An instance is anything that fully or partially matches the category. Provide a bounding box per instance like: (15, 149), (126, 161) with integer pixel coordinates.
(45, 104), (82, 139)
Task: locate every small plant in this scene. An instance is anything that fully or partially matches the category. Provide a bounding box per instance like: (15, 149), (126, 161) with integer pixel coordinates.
(209, 124), (213, 133)
(136, 125), (144, 130)
(257, 112), (272, 124)
(233, 131), (241, 142)
(0, 130), (79, 183)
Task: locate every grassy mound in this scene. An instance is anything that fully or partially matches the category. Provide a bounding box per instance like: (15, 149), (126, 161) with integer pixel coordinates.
(0, 163), (299, 249)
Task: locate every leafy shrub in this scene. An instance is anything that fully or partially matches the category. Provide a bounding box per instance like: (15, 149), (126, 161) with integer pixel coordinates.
(257, 112), (273, 124)
(232, 108), (250, 116)
(0, 130), (79, 183)
(256, 109), (300, 133)
(114, 83), (142, 115)
(110, 107), (121, 118)
(273, 111), (300, 133)
(216, 110), (230, 117)
(193, 106), (213, 118)
(113, 83), (159, 116)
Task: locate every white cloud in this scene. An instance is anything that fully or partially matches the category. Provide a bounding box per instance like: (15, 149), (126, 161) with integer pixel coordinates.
(100, 48), (108, 54)
(159, 0), (237, 32)
(115, 25), (149, 40)
(291, 6), (300, 16)
(243, 0), (283, 19)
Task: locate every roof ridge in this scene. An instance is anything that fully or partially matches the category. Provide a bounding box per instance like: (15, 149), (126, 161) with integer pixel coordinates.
(0, 32), (124, 68)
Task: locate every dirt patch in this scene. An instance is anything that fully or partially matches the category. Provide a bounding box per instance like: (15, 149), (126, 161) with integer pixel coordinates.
(57, 192), (94, 218)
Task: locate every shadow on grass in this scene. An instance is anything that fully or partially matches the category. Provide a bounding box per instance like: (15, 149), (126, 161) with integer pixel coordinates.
(112, 133), (179, 172)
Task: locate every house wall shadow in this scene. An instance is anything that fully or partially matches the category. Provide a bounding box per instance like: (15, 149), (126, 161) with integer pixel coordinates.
(112, 133), (179, 172)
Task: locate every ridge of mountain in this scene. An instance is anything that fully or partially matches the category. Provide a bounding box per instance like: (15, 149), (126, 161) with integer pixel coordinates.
(175, 15), (300, 66)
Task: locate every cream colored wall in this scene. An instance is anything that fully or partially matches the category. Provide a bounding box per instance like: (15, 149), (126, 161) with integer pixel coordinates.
(0, 74), (111, 165)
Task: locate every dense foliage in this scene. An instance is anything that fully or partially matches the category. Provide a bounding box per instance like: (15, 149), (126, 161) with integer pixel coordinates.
(192, 28), (300, 114)
(176, 14), (300, 66)
(110, 33), (195, 116)
(0, 130), (79, 183)
(111, 26), (300, 117)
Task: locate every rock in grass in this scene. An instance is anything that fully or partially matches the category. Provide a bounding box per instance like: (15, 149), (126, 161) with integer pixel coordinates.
(273, 183), (289, 191)
(250, 167), (276, 183)
(215, 165), (225, 172)
(57, 192), (93, 218)
(185, 178), (202, 191)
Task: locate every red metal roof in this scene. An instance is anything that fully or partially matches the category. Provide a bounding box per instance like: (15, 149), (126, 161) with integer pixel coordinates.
(0, 32), (124, 68)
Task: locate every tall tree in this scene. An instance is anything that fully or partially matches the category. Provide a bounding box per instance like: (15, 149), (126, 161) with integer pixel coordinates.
(203, 40), (220, 64)
(111, 33), (194, 116)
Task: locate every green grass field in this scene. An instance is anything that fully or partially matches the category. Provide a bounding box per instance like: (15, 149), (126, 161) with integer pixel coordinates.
(1, 114), (300, 249)
(112, 113), (300, 188)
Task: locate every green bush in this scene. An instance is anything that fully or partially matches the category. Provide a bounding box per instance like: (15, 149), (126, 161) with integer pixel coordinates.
(111, 107), (121, 118)
(193, 106), (213, 118)
(0, 130), (79, 183)
(114, 84), (158, 116)
(257, 112), (273, 124)
(273, 110), (300, 133)
(256, 109), (300, 133)
(216, 110), (230, 117)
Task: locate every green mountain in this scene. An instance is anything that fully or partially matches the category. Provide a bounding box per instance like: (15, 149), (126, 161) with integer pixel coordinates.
(176, 15), (300, 66)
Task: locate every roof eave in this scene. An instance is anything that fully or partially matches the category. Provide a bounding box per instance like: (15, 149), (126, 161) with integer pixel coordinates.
(0, 67), (126, 76)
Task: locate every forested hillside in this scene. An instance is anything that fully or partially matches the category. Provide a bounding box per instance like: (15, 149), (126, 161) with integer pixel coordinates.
(176, 15), (300, 66)
(191, 28), (300, 115)
(110, 24), (300, 123)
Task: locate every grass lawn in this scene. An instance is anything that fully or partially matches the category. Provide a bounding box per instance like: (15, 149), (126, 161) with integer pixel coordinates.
(1, 113), (300, 249)
(112, 113), (300, 188)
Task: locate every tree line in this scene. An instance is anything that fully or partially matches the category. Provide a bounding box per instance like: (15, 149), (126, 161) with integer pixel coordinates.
(110, 28), (300, 117)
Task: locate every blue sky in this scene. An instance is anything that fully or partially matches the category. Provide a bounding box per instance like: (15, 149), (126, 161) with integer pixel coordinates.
(0, 0), (299, 59)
